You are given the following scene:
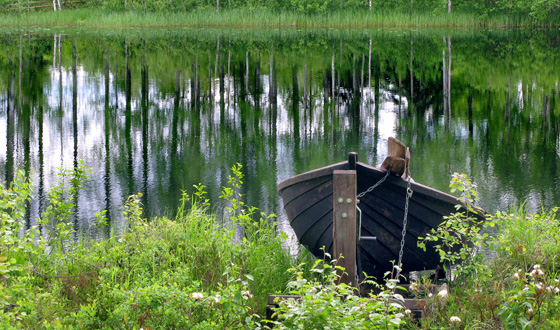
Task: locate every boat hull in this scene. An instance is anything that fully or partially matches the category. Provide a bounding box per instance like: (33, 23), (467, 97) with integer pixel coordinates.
(278, 160), (478, 280)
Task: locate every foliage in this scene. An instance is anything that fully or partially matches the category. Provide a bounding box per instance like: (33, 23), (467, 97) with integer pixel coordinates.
(409, 175), (560, 329)
(1, 0), (559, 25)
(272, 259), (406, 329)
(418, 173), (492, 279)
(0, 163), (315, 328)
(39, 160), (92, 249)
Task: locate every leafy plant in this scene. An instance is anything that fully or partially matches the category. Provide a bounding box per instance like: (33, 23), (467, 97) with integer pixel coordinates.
(38, 160), (92, 250)
(271, 259), (406, 329)
(498, 265), (560, 329)
(418, 173), (492, 280)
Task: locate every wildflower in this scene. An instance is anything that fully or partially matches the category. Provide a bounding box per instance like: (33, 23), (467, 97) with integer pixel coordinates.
(535, 283), (544, 290)
(530, 264), (544, 277)
(428, 293), (433, 298)
(405, 309), (412, 315)
(513, 272), (521, 280)
(474, 288), (481, 293)
(242, 290), (253, 298)
(555, 287), (560, 294)
(528, 308), (534, 314)
(410, 282), (418, 291)
(450, 316), (461, 323)
(555, 279), (559, 284)
(547, 286), (554, 293)
(192, 292), (204, 300)
(438, 289), (448, 299)
(395, 313), (404, 319)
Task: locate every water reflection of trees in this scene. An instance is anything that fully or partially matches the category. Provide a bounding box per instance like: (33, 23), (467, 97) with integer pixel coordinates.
(0, 30), (558, 233)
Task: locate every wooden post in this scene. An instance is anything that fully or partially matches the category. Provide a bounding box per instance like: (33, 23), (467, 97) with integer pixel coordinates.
(333, 170), (357, 287)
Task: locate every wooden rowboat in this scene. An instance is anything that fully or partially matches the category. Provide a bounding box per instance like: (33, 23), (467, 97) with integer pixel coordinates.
(278, 138), (483, 280)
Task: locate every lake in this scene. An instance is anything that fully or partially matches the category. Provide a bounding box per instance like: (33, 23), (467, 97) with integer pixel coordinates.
(0, 28), (559, 237)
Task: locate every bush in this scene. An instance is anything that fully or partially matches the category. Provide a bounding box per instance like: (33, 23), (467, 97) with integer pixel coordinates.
(272, 260), (407, 329)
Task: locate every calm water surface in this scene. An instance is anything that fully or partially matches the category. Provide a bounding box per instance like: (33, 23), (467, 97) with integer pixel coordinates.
(0, 28), (559, 237)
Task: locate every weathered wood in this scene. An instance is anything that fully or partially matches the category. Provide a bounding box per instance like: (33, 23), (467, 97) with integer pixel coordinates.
(404, 147), (410, 179)
(380, 137), (408, 177)
(387, 137), (407, 158)
(380, 155), (406, 177)
(278, 138), (486, 281)
(348, 152), (357, 171)
(333, 170), (357, 286)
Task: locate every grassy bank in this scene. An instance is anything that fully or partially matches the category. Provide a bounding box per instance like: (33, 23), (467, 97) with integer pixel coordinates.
(1, 165), (559, 328)
(0, 8), (536, 29)
(0, 166), (313, 328)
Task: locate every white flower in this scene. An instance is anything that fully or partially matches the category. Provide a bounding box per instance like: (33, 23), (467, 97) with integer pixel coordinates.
(428, 293), (433, 298)
(513, 272), (521, 280)
(530, 265), (544, 277)
(547, 286), (554, 293)
(450, 316), (461, 323)
(555, 279), (559, 284)
(528, 308), (534, 314)
(438, 289), (448, 299)
(192, 292), (204, 300)
(535, 283), (544, 290)
(395, 313), (404, 319)
(242, 290), (253, 298)
(555, 287), (560, 294)
(410, 282), (418, 291)
(405, 309), (412, 315)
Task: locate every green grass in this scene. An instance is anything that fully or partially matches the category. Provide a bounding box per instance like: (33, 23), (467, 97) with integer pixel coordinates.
(0, 169), (316, 329)
(0, 8), (541, 29)
(2, 166), (560, 328)
(404, 205), (560, 329)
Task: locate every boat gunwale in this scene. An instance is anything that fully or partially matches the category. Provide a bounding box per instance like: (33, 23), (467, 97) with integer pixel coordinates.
(278, 160), (464, 209)
(277, 161), (347, 192)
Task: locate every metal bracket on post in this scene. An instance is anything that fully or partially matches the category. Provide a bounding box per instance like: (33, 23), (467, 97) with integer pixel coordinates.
(357, 206), (377, 241)
(333, 170), (357, 287)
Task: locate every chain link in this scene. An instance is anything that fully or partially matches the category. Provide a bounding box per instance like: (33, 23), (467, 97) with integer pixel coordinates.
(396, 172), (413, 279)
(355, 168), (412, 280)
(357, 170), (390, 199)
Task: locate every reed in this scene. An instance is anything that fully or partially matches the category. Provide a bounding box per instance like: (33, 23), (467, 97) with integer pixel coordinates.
(0, 8), (540, 29)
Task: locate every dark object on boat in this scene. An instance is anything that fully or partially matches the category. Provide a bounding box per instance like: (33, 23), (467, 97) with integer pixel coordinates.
(277, 138), (484, 281)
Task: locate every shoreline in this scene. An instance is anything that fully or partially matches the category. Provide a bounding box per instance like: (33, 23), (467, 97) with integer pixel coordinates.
(1, 8), (555, 29)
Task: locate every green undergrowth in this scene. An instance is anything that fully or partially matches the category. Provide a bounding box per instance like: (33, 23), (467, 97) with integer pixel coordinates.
(1, 164), (560, 329)
(0, 8), (544, 29)
(0, 163), (318, 328)
(405, 174), (560, 329)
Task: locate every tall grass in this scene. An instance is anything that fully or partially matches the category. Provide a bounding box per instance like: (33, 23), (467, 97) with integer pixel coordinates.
(0, 8), (541, 29)
(0, 167), (315, 328)
(407, 204), (560, 329)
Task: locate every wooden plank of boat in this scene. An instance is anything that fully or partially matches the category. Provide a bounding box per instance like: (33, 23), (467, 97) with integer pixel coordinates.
(278, 142), (484, 281)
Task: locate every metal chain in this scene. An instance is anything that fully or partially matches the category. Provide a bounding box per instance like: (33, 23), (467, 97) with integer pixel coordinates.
(396, 172), (413, 279)
(357, 170), (390, 199)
